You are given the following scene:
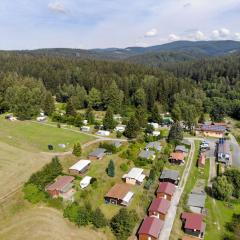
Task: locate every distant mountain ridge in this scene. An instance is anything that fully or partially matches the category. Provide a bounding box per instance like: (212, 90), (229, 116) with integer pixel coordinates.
(3, 40), (240, 64)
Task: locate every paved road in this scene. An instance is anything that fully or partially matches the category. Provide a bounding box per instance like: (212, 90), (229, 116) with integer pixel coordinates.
(229, 134), (240, 168)
(158, 139), (195, 240)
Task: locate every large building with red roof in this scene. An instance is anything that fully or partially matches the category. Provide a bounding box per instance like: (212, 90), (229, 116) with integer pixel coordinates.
(138, 216), (164, 240)
(148, 198), (170, 220)
(181, 212), (206, 238)
(45, 176), (75, 201)
(156, 182), (176, 201)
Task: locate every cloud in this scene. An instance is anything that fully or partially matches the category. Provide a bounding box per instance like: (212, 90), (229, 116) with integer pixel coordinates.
(168, 34), (180, 41)
(144, 28), (158, 37)
(48, 1), (66, 14)
(183, 3), (191, 8)
(193, 31), (206, 40)
(234, 32), (240, 40)
(212, 28), (231, 39)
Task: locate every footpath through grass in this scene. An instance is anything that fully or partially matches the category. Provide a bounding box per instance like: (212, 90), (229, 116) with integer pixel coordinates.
(0, 115), (94, 152)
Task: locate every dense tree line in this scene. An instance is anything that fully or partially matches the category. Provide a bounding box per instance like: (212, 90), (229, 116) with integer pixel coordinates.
(1, 52), (240, 124)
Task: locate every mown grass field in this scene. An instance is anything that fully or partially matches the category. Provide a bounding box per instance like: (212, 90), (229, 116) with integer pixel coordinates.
(0, 192), (109, 240)
(0, 115), (106, 240)
(0, 115), (94, 152)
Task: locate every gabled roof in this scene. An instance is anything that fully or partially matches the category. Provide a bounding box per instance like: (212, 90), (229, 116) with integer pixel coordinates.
(170, 152), (184, 161)
(148, 198), (170, 214)
(218, 138), (230, 155)
(160, 170), (179, 181)
(139, 150), (155, 159)
(122, 167), (144, 180)
(69, 160), (91, 171)
(157, 182), (176, 196)
(181, 212), (203, 231)
(175, 145), (188, 153)
(187, 193), (206, 208)
(46, 176), (74, 191)
(89, 148), (106, 157)
(138, 216), (164, 238)
(199, 124), (226, 133)
(146, 141), (162, 151)
(198, 154), (205, 166)
(105, 183), (131, 200)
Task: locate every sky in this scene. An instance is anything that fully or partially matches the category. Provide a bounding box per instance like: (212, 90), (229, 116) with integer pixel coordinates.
(0, 0), (240, 50)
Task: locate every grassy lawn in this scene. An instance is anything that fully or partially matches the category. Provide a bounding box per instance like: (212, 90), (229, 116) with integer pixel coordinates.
(0, 115), (94, 152)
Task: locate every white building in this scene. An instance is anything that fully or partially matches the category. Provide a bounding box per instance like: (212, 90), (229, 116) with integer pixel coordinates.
(115, 125), (126, 132)
(36, 116), (47, 122)
(81, 126), (90, 132)
(96, 130), (110, 136)
(122, 167), (145, 185)
(152, 131), (160, 136)
(69, 160), (91, 175)
(80, 176), (92, 189)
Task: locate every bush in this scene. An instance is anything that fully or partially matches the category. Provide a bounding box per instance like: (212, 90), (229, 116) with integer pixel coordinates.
(27, 157), (63, 191)
(23, 184), (46, 204)
(99, 142), (118, 153)
(212, 176), (233, 201)
(92, 208), (108, 228)
(72, 143), (82, 157)
(110, 208), (139, 240)
(120, 163), (129, 172)
(144, 179), (153, 190)
(116, 131), (122, 138)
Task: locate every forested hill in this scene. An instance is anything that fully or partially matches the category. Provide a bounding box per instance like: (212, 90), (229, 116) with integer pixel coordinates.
(3, 40), (240, 63)
(0, 50), (240, 126)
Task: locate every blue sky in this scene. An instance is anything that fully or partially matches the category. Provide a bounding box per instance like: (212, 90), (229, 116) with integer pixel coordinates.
(0, 0), (240, 49)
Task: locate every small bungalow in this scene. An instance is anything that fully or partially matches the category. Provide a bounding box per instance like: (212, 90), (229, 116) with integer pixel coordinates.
(187, 193), (206, 214)
(37, 116), (47, 122)
(156, 182), (176, 201)
(115, 125), (126, 132)
(145, 141), (162, 152)
(81, 126), (90, 132)
(138, 216), (164, 240)
(45, 176), (75, 201)
(181, 212), (206, 238)
(88, 148), (106, 160)
(148, 198), (170, 220)
(96, 130), (110, 136)
(198, 154), (205, 168)
(175, 145), (189, 154)
(122, 167), (145, 185)
(196, 123), (226, 138)
(169, 152), (185, 165)
(217, 138), (231, 165)
(80, 176), (92, 189)
(104, 183), (134, 206)
(138, 150), (156, 160)
(69, 160), (91, 175)
(160, 169), (180, 185)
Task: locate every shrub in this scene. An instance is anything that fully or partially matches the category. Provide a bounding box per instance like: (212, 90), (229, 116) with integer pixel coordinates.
(23, 184), (46, 204)
(120, 163), (129, 172)
(110, 208), (139, 240)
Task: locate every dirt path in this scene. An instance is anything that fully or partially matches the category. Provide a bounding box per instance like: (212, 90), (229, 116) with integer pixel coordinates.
(159, 139), (195, 240)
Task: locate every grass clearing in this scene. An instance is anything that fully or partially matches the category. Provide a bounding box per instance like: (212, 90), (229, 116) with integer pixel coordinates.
(0, 115), (94, 152)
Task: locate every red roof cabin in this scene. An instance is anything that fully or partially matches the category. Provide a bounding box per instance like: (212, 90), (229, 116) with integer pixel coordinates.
(198, 154), (205, 168)
(148, 198), (170, 220)
(169, 152), (185, 165)
(181, 212), (206, 238)
(156, 182), (176, 201)
(45, 176), (75, 201)
(138, 216), (164, 240)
